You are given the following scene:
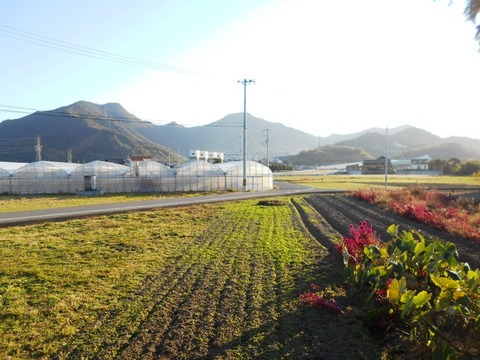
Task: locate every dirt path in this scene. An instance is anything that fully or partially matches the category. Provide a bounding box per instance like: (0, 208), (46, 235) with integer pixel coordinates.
(300, 193), (480, 269)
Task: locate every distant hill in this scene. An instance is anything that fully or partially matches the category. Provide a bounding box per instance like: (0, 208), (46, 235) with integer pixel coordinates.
(136, 113), (320, 159)
(321, 125), (412, 145)
(334, 127), (480, 160)
(281, 145), (373, 167)
(0, 101), (181, 163)
(1, 101), (479, 165)
(283, 127), (480, 167)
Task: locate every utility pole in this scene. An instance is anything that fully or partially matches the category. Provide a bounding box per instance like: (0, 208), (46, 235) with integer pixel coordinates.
(238, 79), (255, 192)
(263, 128), (270, 169)
(35, 135), (42, 161)
(239, 135), (242, 159)
(385, 127), (388, 190)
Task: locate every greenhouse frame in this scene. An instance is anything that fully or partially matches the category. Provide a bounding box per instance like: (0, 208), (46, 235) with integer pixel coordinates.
(0, 160), (273, 194)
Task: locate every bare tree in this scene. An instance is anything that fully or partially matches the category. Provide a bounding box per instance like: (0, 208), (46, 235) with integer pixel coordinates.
(444, 0), (480, 42)
(464, 0), (480, 21)
(464, 0), (480, 45)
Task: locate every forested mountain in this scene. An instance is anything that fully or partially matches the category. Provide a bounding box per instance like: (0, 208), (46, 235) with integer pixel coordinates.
(0, 101), (180, 163)
(0, 101), (479, 165)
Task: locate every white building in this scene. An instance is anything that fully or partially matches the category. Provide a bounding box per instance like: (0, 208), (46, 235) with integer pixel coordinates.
(411, 154), (431, 170)
(189, 150), (224, 163)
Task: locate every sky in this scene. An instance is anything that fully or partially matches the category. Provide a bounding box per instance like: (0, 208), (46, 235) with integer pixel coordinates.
(1, 0), (479, 139)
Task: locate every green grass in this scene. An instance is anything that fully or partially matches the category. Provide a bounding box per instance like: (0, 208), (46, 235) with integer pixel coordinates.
(0, 175), (477, 213)
(0, 192), (204, 212)
(0, 208), (206, 358)
(1, 198), (365, 359)
(274, 174), (480, 190)
(4, 178), (475, 358)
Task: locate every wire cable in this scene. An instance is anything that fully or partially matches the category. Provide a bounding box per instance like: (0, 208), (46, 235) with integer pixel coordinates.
(0, 24), (194, 74)
(0, 104), (245, 128)
(0, 104), (152, 124)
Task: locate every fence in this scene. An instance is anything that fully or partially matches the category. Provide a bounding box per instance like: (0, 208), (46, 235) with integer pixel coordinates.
(0, 160), (273, 194)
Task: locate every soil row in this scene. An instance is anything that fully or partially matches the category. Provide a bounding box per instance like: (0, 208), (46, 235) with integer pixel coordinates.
(51, 193), (479, 359)
(300, 193), (480, 269)
(55, 199), (372, 359)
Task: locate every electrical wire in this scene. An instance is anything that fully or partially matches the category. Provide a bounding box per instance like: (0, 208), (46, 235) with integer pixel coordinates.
(0, 104), (152, 124)
(0, 24), (194, 74)
(0, 138), (36, 154)
(0, 104), (245, 128)
(0, 25), (246, 128)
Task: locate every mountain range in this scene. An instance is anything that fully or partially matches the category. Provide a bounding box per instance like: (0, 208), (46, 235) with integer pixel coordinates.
(0, 101), (479, 165)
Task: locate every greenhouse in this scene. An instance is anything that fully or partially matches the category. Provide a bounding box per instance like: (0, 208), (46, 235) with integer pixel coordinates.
(9, 161), (80, 194)
(218, 161), (273, 191)
(129, 161), (176, 192)
(69, 161), (132, 193)
(0, 160), (273, 194)
(174, 161), (226, 192)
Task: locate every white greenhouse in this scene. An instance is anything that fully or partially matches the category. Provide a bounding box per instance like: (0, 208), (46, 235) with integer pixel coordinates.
(0, 160), (273, 194)
(174, 161), (226, 192)
(218, 161), (273, 191)
(69, 161), (132, 193)
(128, 161), (176, 192)
(10, 161), (79, 194)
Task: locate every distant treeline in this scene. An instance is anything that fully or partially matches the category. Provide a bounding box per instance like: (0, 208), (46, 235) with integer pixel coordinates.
(268, 163), (293, 172)
(429, 158), (480, 176)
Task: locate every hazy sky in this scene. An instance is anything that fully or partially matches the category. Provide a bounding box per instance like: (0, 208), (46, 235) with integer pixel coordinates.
(1, 0), (479, 138)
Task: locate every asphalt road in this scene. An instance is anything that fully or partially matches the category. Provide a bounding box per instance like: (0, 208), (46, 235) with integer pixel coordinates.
(0, 182), (340, 227)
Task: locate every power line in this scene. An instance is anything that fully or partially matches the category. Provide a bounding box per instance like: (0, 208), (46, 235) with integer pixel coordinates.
(0, 104), (152, 124)
(0, 104), (247, 128)
(0, 138), (36, 154)
(0, 24), (194, 74)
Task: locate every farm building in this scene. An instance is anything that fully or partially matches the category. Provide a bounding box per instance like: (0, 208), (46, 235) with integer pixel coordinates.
(411, 154), (431, 170)
(0, 160), (272, 194)
(346, 154), (435, 175)
(189, 149), (225, 163)
(361, 156), (395, 175)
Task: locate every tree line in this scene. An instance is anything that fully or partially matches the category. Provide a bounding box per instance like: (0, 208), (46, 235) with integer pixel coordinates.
(429, 158), (480, 176)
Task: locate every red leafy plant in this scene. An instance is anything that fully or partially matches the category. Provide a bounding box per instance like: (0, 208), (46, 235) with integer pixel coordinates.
(334, 220), (380, 265)
(351, 187), (480, 242)
(298, 283), (343, 314)
(334, 221), (404, 335)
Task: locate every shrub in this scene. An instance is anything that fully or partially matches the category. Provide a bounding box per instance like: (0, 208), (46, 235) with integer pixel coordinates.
(336, 221), (480, 358)
(351, 187), (480, 242)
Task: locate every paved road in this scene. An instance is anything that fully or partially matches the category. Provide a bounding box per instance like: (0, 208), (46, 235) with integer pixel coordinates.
(0, 182), (342, 227)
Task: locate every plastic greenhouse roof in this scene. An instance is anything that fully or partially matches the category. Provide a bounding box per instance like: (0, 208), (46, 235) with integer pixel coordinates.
(69, 160), (131, 177)
(12, 161), (81, 177)
(217, 161), (271, 174)
(0, 162), (29, 176)
(175, 161), (225, 175)
(137, 161), (175, 176)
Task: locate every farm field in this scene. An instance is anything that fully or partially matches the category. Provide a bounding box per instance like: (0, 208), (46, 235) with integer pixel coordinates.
(0, 174), (475, 213)
(274, 173), (480, 191)
(1, 190), (479, 358)
(0, 197), (371, 359)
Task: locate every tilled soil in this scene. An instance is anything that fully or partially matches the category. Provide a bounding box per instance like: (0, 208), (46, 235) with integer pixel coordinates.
(51, 194), (479, 360)
(300, 193), (480, 269)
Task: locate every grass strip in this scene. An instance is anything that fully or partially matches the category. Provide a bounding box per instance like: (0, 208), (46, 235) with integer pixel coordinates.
(275, 174), (480, 190)
(0, 197), (384, 359)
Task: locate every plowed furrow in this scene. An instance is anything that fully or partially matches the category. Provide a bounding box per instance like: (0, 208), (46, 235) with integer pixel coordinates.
(304, 194), (480, 268)
(119, 217), (244, 359)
